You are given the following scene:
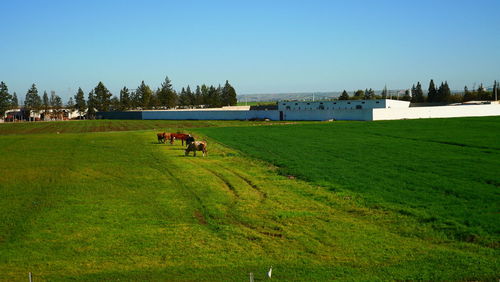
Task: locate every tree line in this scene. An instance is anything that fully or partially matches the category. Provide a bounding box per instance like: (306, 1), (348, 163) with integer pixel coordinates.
(0, 77), (238, 119)
(338, 79), (499, 103)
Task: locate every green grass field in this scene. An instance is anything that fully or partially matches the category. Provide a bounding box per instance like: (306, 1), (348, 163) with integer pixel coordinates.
(197, 117), (500, 245)
(0, 119), (498, 280)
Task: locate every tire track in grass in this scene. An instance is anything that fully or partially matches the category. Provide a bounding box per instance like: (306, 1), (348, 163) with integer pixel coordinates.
(221, 165), (268, 202)
(185, 159), (284, 239)
(202, 167), (240, 199)
(147, 149), (215, 229)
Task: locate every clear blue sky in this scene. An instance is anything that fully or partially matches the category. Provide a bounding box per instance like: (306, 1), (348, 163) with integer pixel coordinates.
(1, 0), (499, 101)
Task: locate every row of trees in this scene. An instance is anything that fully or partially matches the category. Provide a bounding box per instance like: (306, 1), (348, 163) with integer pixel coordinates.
(338, 80), (499, 103)
(0, 77), (238, 119)
(109, 78), (237, 111)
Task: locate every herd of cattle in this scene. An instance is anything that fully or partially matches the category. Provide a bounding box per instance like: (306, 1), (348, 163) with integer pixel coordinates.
(157, 132), (207, 157)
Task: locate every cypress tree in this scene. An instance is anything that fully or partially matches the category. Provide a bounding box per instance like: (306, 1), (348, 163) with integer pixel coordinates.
(442, 81), (451, 102)
(413, 82), (425, 103)
(427, 79), (437, 103)
(339, 90), (349, 100)
(74, 87), (86, 118)
(0, 81), (12, 118)
(436, 82), (444, 102)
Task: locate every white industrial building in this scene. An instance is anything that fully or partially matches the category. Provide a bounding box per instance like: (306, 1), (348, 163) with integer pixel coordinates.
(94, 99), (500, 121)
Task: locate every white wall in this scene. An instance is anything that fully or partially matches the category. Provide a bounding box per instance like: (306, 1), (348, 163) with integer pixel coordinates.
(385, 100), (411, 108)
(373, 104), (500, 120)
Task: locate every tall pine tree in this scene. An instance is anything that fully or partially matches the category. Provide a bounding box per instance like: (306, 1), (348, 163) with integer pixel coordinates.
(442, 81), (451, 102)
(119, 87), (131, 110)
(158, 76), (177, 109)
(24, 84), (42, 120)
(412, 82), (425, 103)
(353, 90), (364, 100)
(364, 88), (375, 99)
(186, 85), (195, 108)
(178, 87), (189, 107)
(463, 85), (475, 102)
(427, 79), (437, 103)
(195, 85), (203, 107)
(0, 81), (12, 118)
(42, 91), (50, 114)
(11, 92), (18, 108)
(93, 81), (112, 111)
(136, 81), (153, 109)
(87, 90), (96, 119)
(74, 87), (86, 118)
(221, 80), (237, 106)
(381, 85), (388, 99)
(339, 90), (349, 100)
(66, 97), (75, 109)
(477, 83), (490, 100)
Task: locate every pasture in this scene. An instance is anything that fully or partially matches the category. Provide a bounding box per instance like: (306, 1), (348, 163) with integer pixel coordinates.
(0, 119), (499, 280)
(198, 117), (500, 245)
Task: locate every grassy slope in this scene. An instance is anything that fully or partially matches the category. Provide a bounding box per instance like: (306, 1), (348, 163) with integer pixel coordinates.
(197, 117), (500, 245)
(0, 120), (292, 135)
(0, 120), (498, 280)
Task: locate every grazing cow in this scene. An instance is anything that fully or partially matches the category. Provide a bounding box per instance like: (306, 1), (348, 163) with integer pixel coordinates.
(185, 141), (207, 157)
(170, 133), (190, 146)
(157, 132), (172, 144)
(157, 132), (166, 143)
(185, 135), (195, 146)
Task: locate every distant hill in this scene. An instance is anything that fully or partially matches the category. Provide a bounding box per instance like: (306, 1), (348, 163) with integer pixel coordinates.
(238, 92), (341, 102)
(238, 89), (466, 102)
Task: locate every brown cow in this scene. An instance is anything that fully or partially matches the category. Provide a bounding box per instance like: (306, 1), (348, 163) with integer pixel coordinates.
(170, 133), (190, 146)
(185, 141), (207, 157)
(157, 132), (172, 144)
(157, 132), (166, 143)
